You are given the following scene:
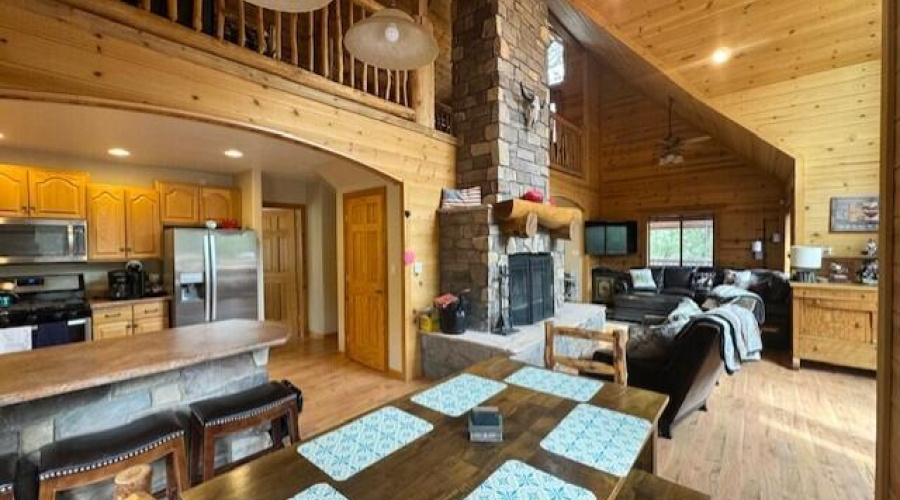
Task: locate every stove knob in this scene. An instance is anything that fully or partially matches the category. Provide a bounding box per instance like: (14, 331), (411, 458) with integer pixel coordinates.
(26, 314), (38, 324)
(52, 311), (66, 321)
(67, 310), (80, 319)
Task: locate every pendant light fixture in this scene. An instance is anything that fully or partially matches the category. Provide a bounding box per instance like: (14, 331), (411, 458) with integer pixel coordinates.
(244, 0), (333, 13)
(344, 8), (439, 70)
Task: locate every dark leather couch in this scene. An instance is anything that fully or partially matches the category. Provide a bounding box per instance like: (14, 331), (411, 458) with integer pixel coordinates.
(594, 318), (726, 438)
(606, 266), (791, 347)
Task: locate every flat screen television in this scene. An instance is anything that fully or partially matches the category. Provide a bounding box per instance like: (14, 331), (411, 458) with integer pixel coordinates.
(585, 221), (638, 256)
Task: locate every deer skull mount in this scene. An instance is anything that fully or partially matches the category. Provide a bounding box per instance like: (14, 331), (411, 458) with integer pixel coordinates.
(520, 83), (547, 130)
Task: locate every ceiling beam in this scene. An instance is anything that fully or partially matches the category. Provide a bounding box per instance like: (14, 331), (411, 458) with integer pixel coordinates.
(547, 0), (796, 182)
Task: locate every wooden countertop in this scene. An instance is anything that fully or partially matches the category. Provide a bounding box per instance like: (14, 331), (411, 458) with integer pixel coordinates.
(0, 320), (288, 407)
(89, 295), (172, 309)
(790, 281), (878, 292)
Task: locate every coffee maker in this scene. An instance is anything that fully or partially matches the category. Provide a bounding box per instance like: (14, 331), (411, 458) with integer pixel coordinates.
(108, 261), (146, 300)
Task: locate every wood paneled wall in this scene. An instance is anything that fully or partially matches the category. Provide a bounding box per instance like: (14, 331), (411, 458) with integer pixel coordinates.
(592, 64), (787, 272)
(714, 61), (882, 257)
(0, 0), (456, 379)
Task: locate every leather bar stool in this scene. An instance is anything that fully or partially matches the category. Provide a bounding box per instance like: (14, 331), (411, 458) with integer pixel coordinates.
(34, 412), (189, 500)
(0, 454), (16, 500)
(189, 380), (302, 483)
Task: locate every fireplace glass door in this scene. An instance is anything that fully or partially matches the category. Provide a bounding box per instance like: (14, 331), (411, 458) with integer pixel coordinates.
(508, 254), (555, 326)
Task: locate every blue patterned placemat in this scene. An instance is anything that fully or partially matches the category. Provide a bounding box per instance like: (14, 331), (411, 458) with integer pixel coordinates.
(411, 373), (507, 417)
(541, 404), (652, 477)
(298, 406), (433, 481)
(504, 366), (603, 402)
(289, 484), (350, 500)
(463, 460), (596, 500)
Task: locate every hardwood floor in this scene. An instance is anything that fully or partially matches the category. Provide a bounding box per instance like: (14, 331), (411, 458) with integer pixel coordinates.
(270, 338), (876, 500)
(269, 335), (428, 439)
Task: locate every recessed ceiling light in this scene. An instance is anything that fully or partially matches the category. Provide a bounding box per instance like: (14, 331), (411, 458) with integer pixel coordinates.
(711, 47), (733, 65)
(0, 133), (5, 140)
(107, 147), (131, 158)
(223, 149), (244, 159)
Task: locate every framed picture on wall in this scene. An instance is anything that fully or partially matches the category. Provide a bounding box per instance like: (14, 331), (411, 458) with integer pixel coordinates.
(830, 196), (879, 233)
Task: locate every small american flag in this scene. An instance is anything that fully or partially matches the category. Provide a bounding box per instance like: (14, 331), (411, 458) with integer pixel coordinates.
(441, 187), (482, 208)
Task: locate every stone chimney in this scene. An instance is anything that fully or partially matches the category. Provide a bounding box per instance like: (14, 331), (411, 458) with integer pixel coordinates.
(452, 0), (551, 203)
(440, 0), (563, 333)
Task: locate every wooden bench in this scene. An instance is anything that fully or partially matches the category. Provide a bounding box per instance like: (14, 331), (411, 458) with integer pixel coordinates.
(617, 470), (710, 500)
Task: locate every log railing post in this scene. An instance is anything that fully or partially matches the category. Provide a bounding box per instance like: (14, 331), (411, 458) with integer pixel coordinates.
(167, 0), (178, 22)
(216, 0), (225, 39)
(319, 5), (330, 78)
(410, 0), (435, 128)
(257, 5), (266, 54)
(290, 13), (299, 65)
(238, 0), (247, 47)
(193, 0), (202, 31)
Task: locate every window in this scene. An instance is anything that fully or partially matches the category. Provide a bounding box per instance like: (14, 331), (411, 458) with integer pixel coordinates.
(648, 217), (714, 267)
(547, 37), (566, 86)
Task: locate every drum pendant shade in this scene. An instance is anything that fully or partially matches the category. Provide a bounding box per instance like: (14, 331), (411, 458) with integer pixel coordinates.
(244, 0), (333, 13)
(344, 8), (439, 70)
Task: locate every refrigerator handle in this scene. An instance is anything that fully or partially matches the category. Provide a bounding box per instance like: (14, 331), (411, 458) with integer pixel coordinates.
(210, 233), (218, 322)
(203, 235), (212, 322)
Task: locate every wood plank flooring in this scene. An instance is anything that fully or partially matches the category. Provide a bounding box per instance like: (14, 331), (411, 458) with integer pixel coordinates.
(269, 337), (876, 500)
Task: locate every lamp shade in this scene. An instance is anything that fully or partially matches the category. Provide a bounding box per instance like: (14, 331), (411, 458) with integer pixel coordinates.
(751, 240), (764, 253)
(791, 246), (823, 270)
(244, 0), (333, 13)
(344, 9), (439, 70)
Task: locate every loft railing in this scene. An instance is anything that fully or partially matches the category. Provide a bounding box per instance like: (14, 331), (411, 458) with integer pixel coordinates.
(66, 0), (432, 122)
(550, 113), (584, 177)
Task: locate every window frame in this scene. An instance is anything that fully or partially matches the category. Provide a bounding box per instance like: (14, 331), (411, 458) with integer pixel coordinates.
(647, 215), (716, 267)
(547, 34), (566, 88)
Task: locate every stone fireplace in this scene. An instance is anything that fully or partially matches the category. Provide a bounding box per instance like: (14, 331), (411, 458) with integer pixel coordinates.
(439, 0), (566, 332)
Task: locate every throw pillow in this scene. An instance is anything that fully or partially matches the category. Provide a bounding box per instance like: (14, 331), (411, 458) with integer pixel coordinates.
(732, 270), (754, 289)
(630, 269), (657, 292)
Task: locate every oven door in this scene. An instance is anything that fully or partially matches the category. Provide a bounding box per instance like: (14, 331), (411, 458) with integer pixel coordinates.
(0, 219), (88, 264)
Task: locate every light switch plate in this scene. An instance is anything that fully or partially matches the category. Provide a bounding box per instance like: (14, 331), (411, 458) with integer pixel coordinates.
(413, 261), (424, 276)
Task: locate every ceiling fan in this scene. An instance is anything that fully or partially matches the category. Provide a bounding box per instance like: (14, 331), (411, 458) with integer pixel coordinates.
(658, 97), (711, 166)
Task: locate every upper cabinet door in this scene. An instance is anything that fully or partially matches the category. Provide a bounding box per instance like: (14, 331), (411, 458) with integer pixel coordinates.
(126, 188), (161, 259)
(201, 187), (241, 223)
(28, 170), (88, 219)
(0, 165), (29, 218)
(158, 182), (201, 226)
(87, 185), (127, 261)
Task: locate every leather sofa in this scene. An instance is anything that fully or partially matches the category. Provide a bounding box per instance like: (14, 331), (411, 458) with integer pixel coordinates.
(605, 266), (791, 347)
(594, 318), (726, 438)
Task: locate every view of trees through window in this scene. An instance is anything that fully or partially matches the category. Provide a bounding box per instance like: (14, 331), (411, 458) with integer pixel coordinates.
(648, 217), (714, 267)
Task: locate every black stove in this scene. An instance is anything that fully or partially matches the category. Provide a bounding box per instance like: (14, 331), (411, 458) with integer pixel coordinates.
(0, 274), (91, 349)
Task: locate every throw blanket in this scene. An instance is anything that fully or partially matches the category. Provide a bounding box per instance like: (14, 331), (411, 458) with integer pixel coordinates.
(709, 285), (766, 324)
(701, 303), (763, 374)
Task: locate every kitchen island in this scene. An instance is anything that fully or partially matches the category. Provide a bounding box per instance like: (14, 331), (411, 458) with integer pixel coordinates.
(0, 319), (288, 491)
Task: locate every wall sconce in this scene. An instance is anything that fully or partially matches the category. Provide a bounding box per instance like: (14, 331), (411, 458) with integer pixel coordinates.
(771, 232), (782, 244)
(751, 240), (764, 261)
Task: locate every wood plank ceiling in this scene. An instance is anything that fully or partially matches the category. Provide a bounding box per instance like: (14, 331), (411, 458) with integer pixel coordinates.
(552, 0), (883, 255)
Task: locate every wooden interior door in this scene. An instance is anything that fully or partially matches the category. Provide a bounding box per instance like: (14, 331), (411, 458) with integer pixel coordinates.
(343, 188), (387, 372)
(87, 185), (127, 261)
(262, 208), (300, 338)
(126, 188), (161, 259)
(0, 165), (29, 217)
(28, 169), (87, 219)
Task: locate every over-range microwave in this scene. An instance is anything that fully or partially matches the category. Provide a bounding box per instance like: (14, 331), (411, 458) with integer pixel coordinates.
(0, 218), (88, 264)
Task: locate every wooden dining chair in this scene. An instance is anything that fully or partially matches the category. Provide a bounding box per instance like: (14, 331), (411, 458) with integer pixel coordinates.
(544, 321), (629, 385)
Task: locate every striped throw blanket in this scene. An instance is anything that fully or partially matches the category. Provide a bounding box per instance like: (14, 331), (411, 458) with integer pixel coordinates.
(441, 187), (482, 208)
(701, 303), (763, 374)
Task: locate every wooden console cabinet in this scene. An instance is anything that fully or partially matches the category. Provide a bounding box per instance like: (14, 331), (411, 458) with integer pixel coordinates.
(791, 282), (878, 371)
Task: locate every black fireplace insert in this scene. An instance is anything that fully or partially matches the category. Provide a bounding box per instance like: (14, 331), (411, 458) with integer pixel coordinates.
(508, 254), (554, 326)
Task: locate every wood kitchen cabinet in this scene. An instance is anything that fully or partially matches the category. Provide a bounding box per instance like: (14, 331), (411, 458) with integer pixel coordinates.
(88, 185), (161, 261)
(91, 298), (169, 340)
(792, 282), (878, 371)
(0, 165), (87, 219)
(201, 186), (241, 223)
(158, 182), (201, 226)
(157, 181), (241, 226)
(0, 165), (29, 217)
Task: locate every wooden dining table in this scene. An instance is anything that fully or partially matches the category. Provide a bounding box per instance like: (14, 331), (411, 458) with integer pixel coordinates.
(181, 358), (669, 500)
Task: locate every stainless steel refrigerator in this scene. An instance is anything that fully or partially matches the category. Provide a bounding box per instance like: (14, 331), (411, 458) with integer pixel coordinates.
(163, 228), (260, 327)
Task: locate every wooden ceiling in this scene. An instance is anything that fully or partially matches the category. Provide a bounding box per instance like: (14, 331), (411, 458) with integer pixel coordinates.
(586, 0), (882, 97)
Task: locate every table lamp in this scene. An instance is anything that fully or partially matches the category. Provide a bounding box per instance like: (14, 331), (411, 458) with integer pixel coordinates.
(791, 246), (823, 283)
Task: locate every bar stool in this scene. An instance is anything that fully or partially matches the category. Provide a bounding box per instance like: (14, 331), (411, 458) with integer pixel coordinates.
(189, 380), (302, 483)
(0, 454), (16, 500)
(34, 412), (189, 500)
